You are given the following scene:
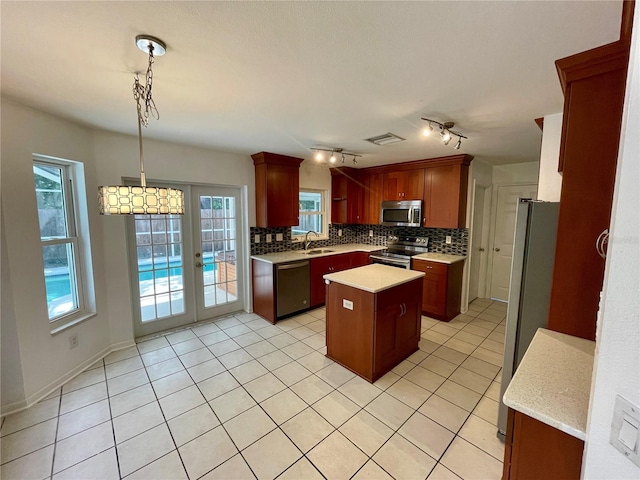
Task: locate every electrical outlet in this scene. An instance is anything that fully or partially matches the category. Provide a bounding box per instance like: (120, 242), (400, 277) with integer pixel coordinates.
(69, 333), (79, 349)
(338, 229), (342, 237)
(276, 233), (283, 241)
(266, 234), (272, 243)
(446, 235), (452, 244)
(254, 234), (260, 244)
(369, 230), (373, 237)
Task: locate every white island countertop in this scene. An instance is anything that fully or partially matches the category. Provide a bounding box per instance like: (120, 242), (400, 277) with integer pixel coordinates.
(503, 328), (595, 440)
(251, 243), (384, 265)
(323, 264), (425, 293)
(412, 253), (466, 264)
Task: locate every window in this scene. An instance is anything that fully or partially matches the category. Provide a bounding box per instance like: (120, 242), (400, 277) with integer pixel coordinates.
(292, 189), (327, 238)
(34, 158), (92, 327)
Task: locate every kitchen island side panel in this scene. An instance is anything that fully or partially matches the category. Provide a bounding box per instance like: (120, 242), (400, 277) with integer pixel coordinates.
(325, 282), (376, 380)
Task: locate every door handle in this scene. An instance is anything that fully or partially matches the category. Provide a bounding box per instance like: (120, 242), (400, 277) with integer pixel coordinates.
(195, 262), (203, 268)
(479, 248), (485, 252)
(494, 248), (500, 252)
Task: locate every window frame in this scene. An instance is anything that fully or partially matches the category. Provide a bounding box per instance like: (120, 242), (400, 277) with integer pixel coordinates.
(291, 188), (329, 241)
(33, 155), (94, 332)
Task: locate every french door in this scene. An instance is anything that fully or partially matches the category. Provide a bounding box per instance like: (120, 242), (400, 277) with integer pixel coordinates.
(130, 184), (244, 337)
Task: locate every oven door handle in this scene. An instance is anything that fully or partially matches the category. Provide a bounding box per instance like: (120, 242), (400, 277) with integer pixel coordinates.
(370, 255), (410, 266)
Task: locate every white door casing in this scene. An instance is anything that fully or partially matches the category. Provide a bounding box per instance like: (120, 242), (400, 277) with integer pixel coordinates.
(469, 184), (489, 301)
(488, 184), (538, 301)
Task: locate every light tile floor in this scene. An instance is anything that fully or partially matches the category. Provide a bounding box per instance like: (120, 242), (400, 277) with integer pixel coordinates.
(0, 298), (507, 480)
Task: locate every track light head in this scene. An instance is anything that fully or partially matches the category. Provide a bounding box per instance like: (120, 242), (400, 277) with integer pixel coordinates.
(422, 123), (433, 137)
(314, 151), (324, 161)
(442, 130), (452, 144)
(454, 138), (462, 150)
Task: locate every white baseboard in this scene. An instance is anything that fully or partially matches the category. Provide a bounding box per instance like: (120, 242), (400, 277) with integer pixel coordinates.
(1, 340), (136, 417)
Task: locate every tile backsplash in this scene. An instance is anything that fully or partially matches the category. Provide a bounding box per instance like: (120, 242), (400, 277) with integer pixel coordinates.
(250, 224), (468, 256)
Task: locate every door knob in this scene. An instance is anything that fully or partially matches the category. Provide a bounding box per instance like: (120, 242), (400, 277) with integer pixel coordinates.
(479, 248), (485, 252)
(494, 248), (500, 252)
(195, 262), (203, 268)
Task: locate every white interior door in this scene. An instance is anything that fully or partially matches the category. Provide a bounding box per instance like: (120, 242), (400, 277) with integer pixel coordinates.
(192, 186), (243, 321)
(130, 184), (244, 338)
(489, 184), (537, 301)
(469, 185), (488, 301)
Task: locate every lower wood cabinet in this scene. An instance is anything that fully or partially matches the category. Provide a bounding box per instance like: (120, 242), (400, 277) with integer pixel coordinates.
(325, 278), (422, 382)
(310, 253), (352, 308)
(411, 259), (464, 321)
(503, 409), (584, 480)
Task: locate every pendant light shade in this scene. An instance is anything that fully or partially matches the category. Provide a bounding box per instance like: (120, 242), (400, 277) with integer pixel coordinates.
(98, 35), (184, 216)
(97, 185), (184, 215)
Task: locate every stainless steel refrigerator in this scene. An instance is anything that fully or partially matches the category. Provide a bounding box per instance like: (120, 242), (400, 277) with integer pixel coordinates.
(497, 199), (560, 440)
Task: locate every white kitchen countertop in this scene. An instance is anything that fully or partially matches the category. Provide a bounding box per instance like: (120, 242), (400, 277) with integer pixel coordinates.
(323, 264), (424, 293)
(503, 328), (595, 441)
(412, 253), (466, 264)
(251, 243), (385, 265)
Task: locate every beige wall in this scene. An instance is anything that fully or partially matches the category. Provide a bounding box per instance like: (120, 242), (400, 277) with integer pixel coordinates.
(537, 113), (563, 201)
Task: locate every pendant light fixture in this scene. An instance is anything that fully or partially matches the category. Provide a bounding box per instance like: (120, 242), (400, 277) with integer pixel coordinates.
(98, 35), (185, 215)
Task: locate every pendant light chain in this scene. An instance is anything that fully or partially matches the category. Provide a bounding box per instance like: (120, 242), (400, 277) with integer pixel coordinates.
(132, 44), (159, 188)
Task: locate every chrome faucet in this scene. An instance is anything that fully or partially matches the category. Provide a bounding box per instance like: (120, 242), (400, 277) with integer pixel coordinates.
(304, 230), (319, 251)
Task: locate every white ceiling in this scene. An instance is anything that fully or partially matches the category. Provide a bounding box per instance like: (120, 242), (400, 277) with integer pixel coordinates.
(1, 1), (623, 167)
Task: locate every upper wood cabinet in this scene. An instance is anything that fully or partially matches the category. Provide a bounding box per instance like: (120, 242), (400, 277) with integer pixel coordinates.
(364, 172), (384, 224)
(252, 152), (303, 228)
(382, 170), (425, 201)
(330, 167), (365, 224)
(547, 39), (630, 341)
(423, 156), (471, 228)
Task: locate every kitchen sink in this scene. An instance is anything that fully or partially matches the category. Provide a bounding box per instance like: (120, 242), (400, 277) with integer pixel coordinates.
(305, 249), (335, 255)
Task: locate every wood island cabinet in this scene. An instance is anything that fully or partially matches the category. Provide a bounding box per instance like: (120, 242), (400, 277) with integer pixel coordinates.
(325, 276), (422, 382)
(423, 157), (471, 228)
(382, 169), (425, 201)
(252, 152), (303, 228)
(330, 168), (365, 224)
(412, 258), (464, 321)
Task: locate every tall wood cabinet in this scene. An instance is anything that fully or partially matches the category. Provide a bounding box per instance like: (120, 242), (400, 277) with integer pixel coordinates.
(547, 39), (630, 340)
(423, 157), (471, 229)
(252, 152), (303, 228)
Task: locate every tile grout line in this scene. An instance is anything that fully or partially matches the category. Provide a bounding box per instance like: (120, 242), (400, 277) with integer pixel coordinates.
(102, 358), (123, 480)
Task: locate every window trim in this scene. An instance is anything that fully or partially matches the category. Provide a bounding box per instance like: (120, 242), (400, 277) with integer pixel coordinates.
(291, 188), (329, 241)
(33, 155), (94, 331)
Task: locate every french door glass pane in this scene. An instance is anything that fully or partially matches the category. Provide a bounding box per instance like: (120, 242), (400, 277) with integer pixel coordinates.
(135, 214), (185, 322)
(200, 195), (237, 307)
(42, 242), (79, 319)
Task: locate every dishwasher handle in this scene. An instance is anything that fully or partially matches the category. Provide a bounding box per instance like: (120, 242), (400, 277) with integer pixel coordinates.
(277, 261), (310, 270)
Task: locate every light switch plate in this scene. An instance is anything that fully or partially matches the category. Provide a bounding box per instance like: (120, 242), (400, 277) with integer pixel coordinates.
(254, 234), (260, 244)
(342, 299), (353, 310)
(369, 230), (373, 237)
(276, 233), (283, 241)
(266, 234), (272, 243)
(446, 235), (452, 244)
(610, 394), (640, 466)
(338, 229), (342, 237)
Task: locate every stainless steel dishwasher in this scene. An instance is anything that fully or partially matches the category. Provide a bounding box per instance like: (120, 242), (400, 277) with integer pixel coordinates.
(276, 260), (310, 318)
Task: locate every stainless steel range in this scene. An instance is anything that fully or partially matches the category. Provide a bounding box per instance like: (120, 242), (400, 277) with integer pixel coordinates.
(370, 236), (429, 269)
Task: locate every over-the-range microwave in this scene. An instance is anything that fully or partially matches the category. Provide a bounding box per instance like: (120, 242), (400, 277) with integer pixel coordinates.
(380, 200), (422, 227)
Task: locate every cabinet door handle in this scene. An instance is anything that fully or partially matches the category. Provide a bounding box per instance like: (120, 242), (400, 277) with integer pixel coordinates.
(596, 228), (609, 259)
(426, 266), (432, 269)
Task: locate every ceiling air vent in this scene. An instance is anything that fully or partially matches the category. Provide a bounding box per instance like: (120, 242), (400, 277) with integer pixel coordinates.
(364, 132), (406, 146)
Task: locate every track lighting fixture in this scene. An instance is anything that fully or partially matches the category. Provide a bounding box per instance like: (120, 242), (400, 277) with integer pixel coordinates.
(421, 117), (467, 150)
(311, 147), (363, 166)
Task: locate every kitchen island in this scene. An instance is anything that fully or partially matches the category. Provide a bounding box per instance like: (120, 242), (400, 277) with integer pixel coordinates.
(323, 264), (425, 383)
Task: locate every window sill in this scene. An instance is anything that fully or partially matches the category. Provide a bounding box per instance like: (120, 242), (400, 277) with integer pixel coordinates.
(50, 311), (97, 335)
